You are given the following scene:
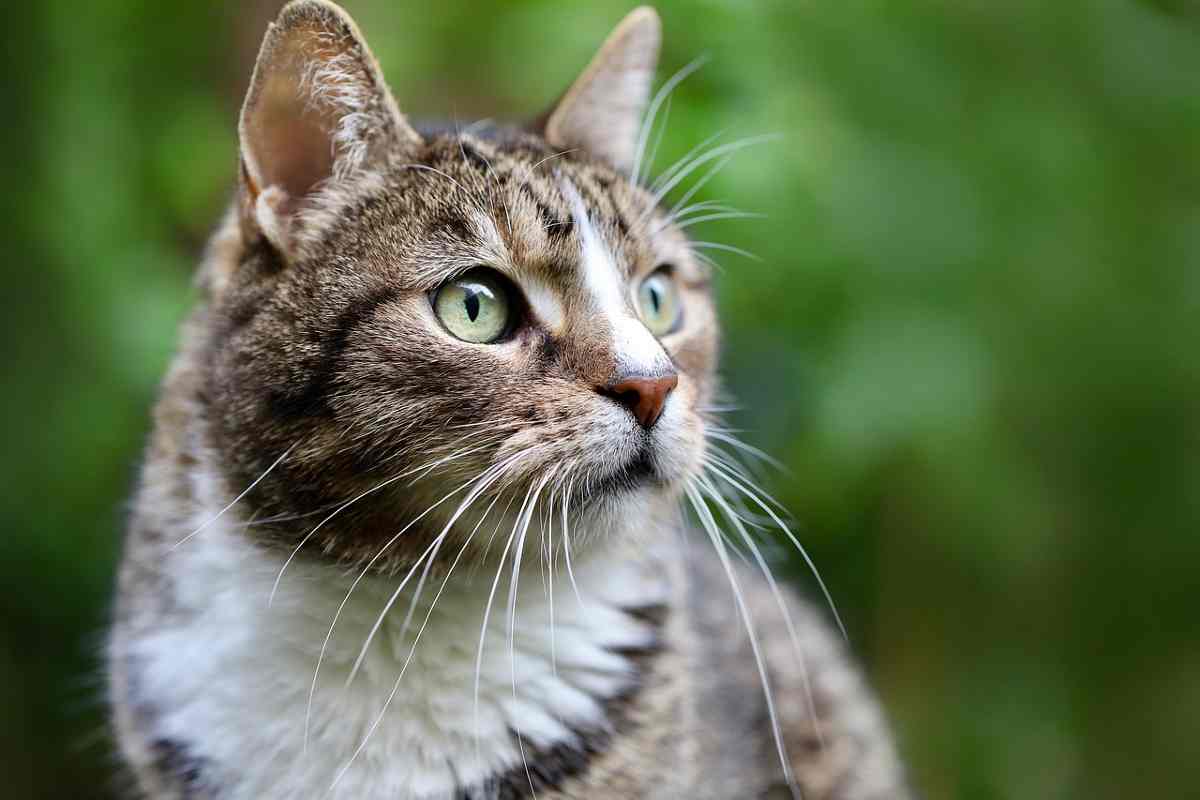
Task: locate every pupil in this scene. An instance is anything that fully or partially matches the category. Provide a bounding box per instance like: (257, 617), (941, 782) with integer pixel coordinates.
(650, 287), (661, 314)
(464, 290), (480, 322)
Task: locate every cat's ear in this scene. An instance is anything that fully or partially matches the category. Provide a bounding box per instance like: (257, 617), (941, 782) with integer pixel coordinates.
(540, 7), (661, 174)
(238, 0), (421, 256)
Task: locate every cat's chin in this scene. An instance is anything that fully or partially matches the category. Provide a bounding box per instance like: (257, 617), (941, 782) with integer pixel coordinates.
(579, 438), (696, 508)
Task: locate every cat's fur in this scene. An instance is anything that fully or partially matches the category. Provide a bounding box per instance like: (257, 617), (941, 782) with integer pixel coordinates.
(108, 2), (910, 798)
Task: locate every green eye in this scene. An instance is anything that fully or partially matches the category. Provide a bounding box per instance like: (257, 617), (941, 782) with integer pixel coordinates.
(637, 269), (682, 336)
(433, 268), (514, 343)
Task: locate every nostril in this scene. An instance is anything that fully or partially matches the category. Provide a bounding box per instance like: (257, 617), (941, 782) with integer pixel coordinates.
(597, 373), (679, 429)
(605, 386), (642, 410)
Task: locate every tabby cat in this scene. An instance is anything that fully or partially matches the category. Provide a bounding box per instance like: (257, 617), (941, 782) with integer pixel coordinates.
(108, 2), (910, 798)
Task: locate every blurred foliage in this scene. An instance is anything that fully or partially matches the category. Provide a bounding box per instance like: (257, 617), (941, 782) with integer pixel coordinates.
(1, 1), (1198, 798)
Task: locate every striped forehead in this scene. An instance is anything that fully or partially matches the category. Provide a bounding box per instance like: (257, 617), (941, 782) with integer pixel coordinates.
(558, 178), (627, 308)
(554, 176), (669, 374)
(418, 143), (670, 371)
(446, 164), (669, 374)
(420, 139), (646, 278)
(440, 163), (640, 315)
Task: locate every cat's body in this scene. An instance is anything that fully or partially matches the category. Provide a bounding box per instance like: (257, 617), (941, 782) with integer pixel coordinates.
(109, 3), (909, 798)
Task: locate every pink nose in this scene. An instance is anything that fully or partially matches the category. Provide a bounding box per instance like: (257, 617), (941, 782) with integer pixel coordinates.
(599, 374), (679, 429)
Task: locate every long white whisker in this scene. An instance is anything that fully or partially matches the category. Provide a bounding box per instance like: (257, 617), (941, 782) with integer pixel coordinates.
(702, 458), (847, 641)
(476, 487), (520, 569)
(528, 149), (578, 173)
(302, 474), (479, 751)
(651, 153), (738, 234)
(343, 454), (521, 687)
(692, 250), (724, 274)
(689, 240), (763, 262)
(649, 130), (726, 198)
(672, 211), (765, 231)
(341, 532), (444, 680)
(473, 482), (535, 764)
(631, 55), (709, 186)
(706, 429), (790, 474)
(399, 164), (476, 206)
(543, 485), (559, 681)
(507, 473), (552, 799)
(171, 444), (296, 549)
(696, 474), (825, 752)
(271, 444), (490, 604)
(643, 95), (672, 186)
(560, 476), (584, 608)
(645, 134), (781, 222)
(670, 200), (742, 221)
(458, 133), (498, 223)
(703, 448), (787, 511)
(329, 487), (506, 794)
(686, 484), (800, 800)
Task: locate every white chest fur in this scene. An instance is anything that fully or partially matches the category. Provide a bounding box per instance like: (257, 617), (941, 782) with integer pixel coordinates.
(132, 506), (668, 799)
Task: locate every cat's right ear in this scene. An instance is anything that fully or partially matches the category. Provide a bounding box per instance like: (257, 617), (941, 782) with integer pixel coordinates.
(237, 0), (421, 258)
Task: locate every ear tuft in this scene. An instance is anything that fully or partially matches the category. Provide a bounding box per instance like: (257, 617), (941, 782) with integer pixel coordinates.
(542, 7), (662, 174)
(238, 0), (419, 255)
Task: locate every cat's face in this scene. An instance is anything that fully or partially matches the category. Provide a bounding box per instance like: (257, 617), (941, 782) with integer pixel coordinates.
(203, 1), (715, 569)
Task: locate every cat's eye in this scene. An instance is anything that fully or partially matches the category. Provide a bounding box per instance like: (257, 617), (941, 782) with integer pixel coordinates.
(637, 269), (682, 336)
(433, 268), (515, 344)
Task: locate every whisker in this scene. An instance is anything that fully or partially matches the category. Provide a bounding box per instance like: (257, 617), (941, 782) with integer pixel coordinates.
(692, 251), (725, 274)
(652, 153), (737, 234)
(507, 473), (552, 799)
(696, 474), (825, 752)
(343, 533), (444, 682)
(457, 131), (494, 206)
(302, 473), (482, 751)
(656, 133), (780, 204)
(685, 483), (800, 800)
(171, 444), (296, 549)
(546, 485), (559, 681)
(329, 487), (506, 794)
(473, 482), (535, 764)
(702, 458), (847, 641)
(481, 151), (514, 240)
(528, 148), (578, 174)
(631, 54), (709, 186)
(463, 117), (494, 135)
(643, 94), (672, 186)
(703, 448), (788, 514)
(476, 487), (521, 570)
(669, 200), (742, 221)
(560, 475), (585, 608)
(649, 130), (726, 198)
(672, 211), (765, 231)
(705, 429), (789, 474)
(343, 454), (522, 687)
(457, 131), (513, 239)
(398, 163), (478, 209)
(271, 444), (490, 604)
(234, 506), (329, 528)
(689, 240), (763, 262)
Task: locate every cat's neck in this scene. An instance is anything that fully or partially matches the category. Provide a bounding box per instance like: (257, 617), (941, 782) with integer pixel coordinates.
(137, 464), (676, 799)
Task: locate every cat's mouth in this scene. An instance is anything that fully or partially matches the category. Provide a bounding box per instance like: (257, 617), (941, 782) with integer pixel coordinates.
(585, 444), (664, 500)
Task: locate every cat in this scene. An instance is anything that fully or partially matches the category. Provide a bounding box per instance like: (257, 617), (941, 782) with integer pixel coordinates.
(107, 2), (910, 798)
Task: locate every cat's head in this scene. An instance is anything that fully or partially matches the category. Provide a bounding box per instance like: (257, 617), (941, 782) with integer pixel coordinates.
(203, 0), (718, 570)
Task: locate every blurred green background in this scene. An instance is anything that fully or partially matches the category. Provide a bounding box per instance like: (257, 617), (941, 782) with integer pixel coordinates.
(1, 0), (1198, 797)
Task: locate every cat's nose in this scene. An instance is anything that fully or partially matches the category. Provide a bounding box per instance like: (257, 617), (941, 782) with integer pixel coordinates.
(598, 373), (679, 429)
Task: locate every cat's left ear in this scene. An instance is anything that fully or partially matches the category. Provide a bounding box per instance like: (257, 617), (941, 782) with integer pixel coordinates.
(540, 7), (661, 174)
(238, 0), (422, 256)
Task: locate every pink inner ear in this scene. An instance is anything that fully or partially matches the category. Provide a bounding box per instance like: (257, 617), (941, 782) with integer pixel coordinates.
(247, 68), (336, 206)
